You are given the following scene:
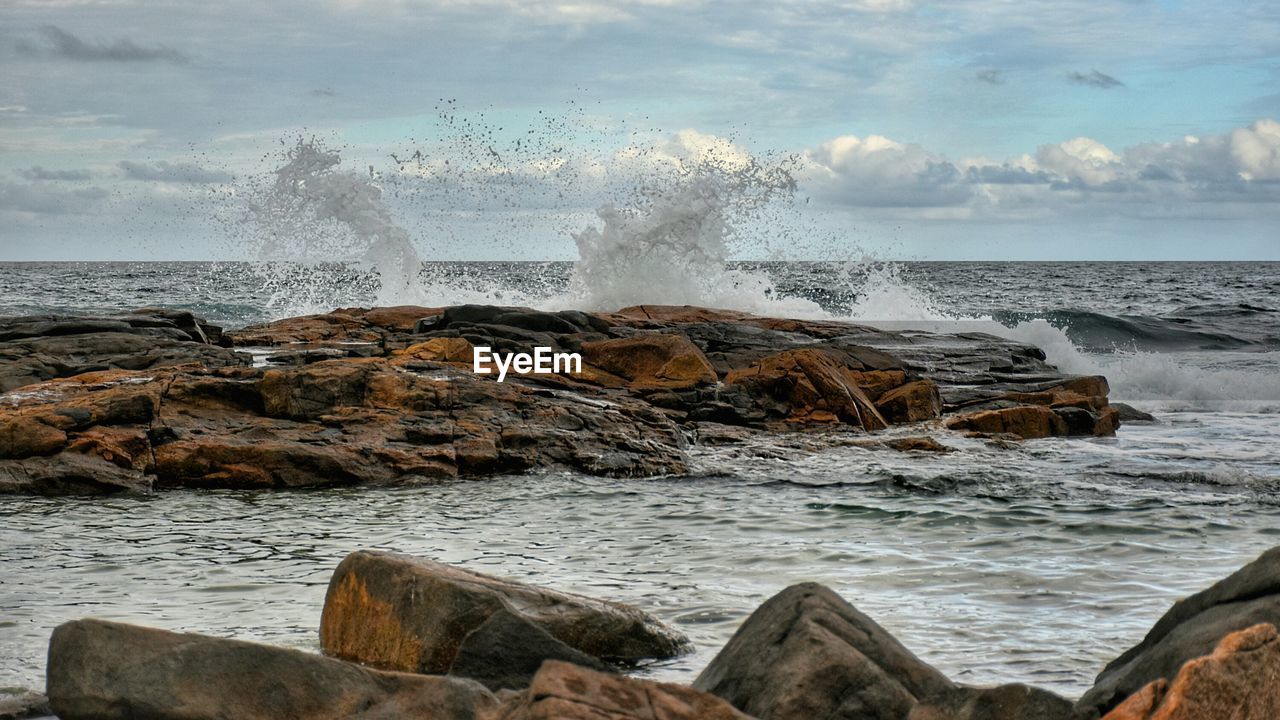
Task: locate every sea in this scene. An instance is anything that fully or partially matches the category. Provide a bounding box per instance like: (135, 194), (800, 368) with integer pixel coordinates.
(1, 259), (1279, 703)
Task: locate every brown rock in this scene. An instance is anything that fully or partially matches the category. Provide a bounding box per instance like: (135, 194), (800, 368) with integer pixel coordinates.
(581, 334), (717, 391)
(875, 380), (943, 424)
(909, 684), (1074, 720)
(485, 660), (755, 720)
(847, 369), (908, 401)
(694, 583), (954, 720)
(393, 336), (475, 364)
(46, 618), (496, 720)
(724, 349), (889, 430)
(944, 405), (1067, 439)
(1101, 623), (1280, 720)
(319, 550), (691, 676)
(883, 436), (954, 453)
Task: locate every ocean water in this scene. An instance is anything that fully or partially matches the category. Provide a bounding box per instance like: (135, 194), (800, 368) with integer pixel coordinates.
(1, 259), (1279, 703)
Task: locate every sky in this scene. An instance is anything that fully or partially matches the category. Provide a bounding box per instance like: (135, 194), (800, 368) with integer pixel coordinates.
(0, 0), (1278, 261)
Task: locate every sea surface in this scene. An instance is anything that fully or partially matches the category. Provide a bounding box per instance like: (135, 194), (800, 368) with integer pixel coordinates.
(2, 260), (1280, 702)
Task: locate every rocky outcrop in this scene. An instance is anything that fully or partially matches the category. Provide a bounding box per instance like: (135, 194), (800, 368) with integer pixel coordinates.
(0, 310), (244, 392)
(484, 660), (755, 720)
(0, 303), (1122, 494)
(1101, 623), (1280, 720)
(693, 582), (955, 720)
(1077, 546), (1280, 717)
(907, 684), (1074, 720)
(46, 618), (497, 720)
(319, 550), (690, 687)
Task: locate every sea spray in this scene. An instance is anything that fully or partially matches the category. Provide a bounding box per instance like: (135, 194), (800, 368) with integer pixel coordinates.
(244, 139), (424, 309)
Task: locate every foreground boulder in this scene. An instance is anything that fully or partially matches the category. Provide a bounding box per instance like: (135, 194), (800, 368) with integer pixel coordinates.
(485, 660), (754, 720)
(693, 583), (954, 720)
(47, 618), (496, 720)
(907, 684), (1073, 720)
(1076, 546), (1280, 717)
(320, 550), (690, 689)
(1101, 623), (1280, 720)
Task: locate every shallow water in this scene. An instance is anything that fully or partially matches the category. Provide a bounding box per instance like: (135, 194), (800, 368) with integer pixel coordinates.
(2, 415), (1278, 699)
(2, 260), (1279, 702)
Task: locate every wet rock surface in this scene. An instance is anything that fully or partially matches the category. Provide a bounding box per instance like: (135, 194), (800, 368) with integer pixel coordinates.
(1, 303), (1121, 494)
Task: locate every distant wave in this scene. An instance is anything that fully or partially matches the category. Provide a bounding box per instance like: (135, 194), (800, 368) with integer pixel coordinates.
(990, 306), (1278, 353)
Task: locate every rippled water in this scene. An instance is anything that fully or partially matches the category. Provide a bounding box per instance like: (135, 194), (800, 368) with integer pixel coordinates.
(2, 261), (1280, 703)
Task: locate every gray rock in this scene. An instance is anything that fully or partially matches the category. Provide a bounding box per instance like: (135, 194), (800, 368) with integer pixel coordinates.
(693, 582), (954, 720)
(449, 608), (612, 691)
(0, 692), (51, 720)
(1075, 545), (1280, 718)
(908, 684), (1074, 720)
(46, 618), (496, 720)
(1112, 402), (1157, 422)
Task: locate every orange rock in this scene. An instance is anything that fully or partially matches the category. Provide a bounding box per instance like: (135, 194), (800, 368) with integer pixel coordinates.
(847, 369), (908, 401)
(944, 405), (1067, 439)
(393, 336), (475, 364)
(580, 334), (717, 391)
(875, 380), (943, 424)
(1102, 623), (1280, 720)
(724, 348), (888, 430)
(485, 660), (752, 720)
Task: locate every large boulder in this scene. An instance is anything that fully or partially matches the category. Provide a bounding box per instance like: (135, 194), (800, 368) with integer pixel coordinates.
(320, 551), (691, 681)
(723, 349), (889, 430)
(46, 618), (496, 720)
(1077, 546), (1280, 717)
(907, 684), (1073, 720)
(485, 660), (754, 720)
(693, 583), (954, 720)
(448, 609), (611, 691)
(1101, 623), (1280, 720)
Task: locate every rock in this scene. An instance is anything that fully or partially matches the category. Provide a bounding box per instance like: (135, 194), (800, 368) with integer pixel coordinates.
(0, 352), (689, 494)
(723, 349), (889, 430)
(693, 582), (954, 720)
(0, 311), (247, 392)
(581, 334), (717, 391)
(227, 305), (441, 346)
(1077, 546), (1280, 718)
(319, 550), (690, 677)
(875, 380), (943, 424)
(46, 618), (496, 720)
(1100, 623), (1280, 720)
(485, 660), (754, 720)
(1112, 403), (1157, 423)
(908, 684), (1074, 720)
(883, 436), (955, 453)
(944, 405), (1067, 439)
(0, 693), (50, 720)
(449, 609), (612, 691)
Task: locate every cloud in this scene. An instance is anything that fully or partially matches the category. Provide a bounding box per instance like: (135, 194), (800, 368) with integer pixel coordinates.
(26, 25), (189, 64)
(975, 69), (1004, 85)
(118, 160), (233, 184)
(801, 134), (972, 207)
(0, 182), (109, 215)
(801, 119), (1280, 215)
(1066, 69), (1124, 89)
(17, 166), (93, 182)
